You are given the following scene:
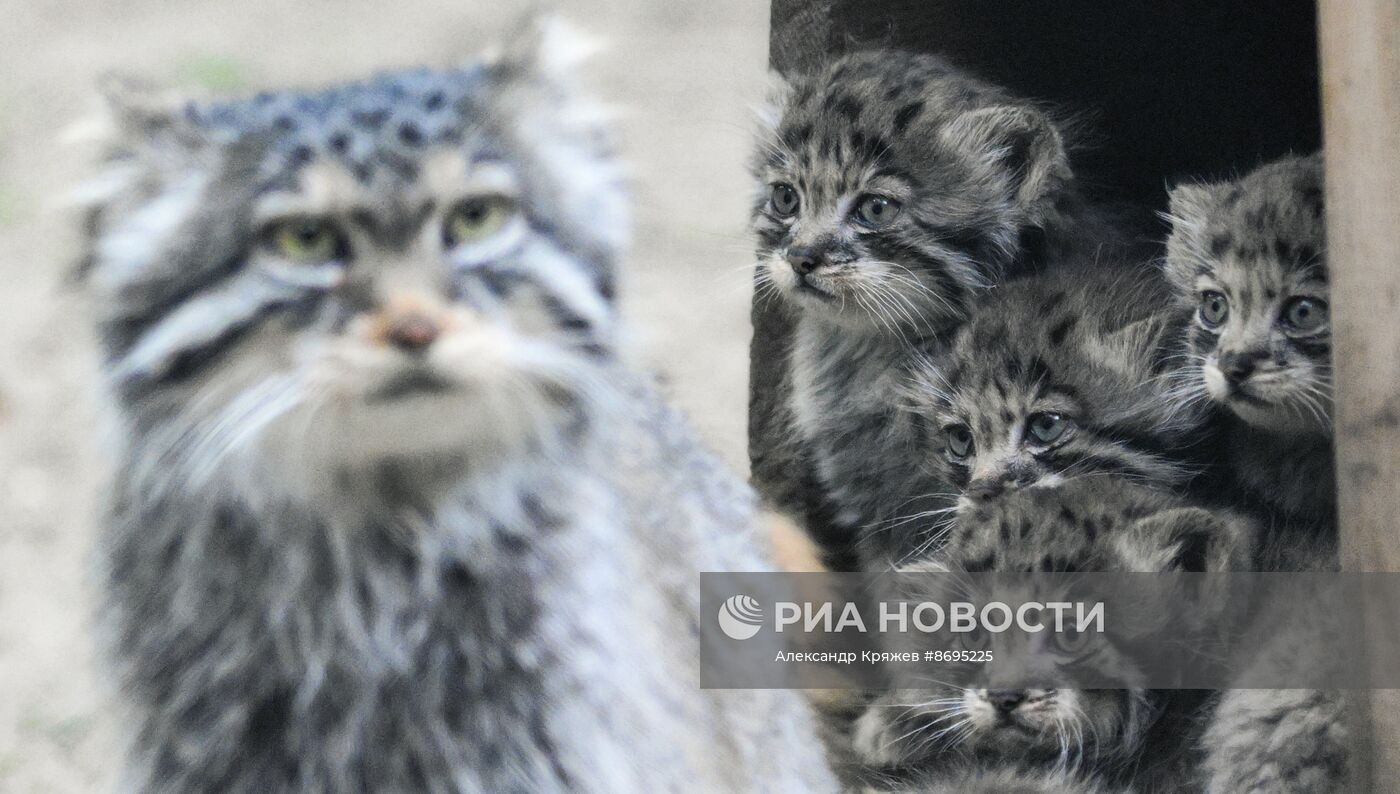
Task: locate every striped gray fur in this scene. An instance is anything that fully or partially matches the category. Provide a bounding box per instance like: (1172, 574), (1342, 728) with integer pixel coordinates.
(853, 477), (1254, 794)
(1165, 154), (1345, 794)
(1163, 153), (1334, 527)
(1196, 508), (1345, 794)
(80, 17), (835, 794)
(749, 49), (1134, 571)
(891, 265), (1217, 568)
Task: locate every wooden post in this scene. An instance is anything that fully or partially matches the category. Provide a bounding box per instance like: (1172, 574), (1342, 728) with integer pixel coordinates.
(1317, 0), (1400, 787)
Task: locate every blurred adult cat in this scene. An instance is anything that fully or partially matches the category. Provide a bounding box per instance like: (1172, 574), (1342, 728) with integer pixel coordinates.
(80, 17), (836, 793)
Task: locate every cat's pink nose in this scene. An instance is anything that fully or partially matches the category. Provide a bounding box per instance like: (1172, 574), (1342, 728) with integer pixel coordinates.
(384, 312), (440, 352)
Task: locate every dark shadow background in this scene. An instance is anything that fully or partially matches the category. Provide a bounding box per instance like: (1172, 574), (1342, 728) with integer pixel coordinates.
(828, 0), (1322, 208)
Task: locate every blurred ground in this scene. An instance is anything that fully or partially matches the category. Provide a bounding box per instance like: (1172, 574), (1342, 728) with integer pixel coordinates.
(0, 1), (768, 789)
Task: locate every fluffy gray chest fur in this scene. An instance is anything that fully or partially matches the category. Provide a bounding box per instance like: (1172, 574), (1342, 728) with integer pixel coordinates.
(789, 317), (950, 568)
(105, 380), (837, 794)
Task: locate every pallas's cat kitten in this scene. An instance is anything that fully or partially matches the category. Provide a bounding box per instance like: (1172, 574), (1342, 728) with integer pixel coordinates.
(1165, 155), (1346, 794)
(79, 19), (834, 794)
(894, 266), (1214, 566)
(749, 50), (1128, 571)
(1164, 153), (1334, 526)
(853, 477), (1255, 794)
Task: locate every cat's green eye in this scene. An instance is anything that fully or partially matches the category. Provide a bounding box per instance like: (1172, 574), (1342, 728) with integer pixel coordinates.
(945, 424), (974, 459)
(1199, 290), (1229, 328)
(1282, 296), (1328, 333)
(268, 218), (346, 264)
(853, 194), (901, 227)
(1026, 412), (1068, 445)
(770, 183), (800, 216)
(444, 196), (517, 247)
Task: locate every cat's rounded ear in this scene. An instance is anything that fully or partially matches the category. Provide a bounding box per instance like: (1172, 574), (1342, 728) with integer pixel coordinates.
(1118, 507), (1255, 574)
(1120, 507), (1257, 635)
(755, 69), (795, 133)
(68, 76), (216, 282)
(1162, 180), (1223, 290)
(484, 15), (627, 287)
(940, 105), (1070, 207)
(88, 74), (207, 153)
(491, 13), (603, 86)
(1165, 182), (1220, 226)
(1095, 312), (1166, 368)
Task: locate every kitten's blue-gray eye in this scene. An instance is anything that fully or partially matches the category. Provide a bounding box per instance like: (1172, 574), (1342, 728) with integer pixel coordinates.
(1026, 412), (1068, 445)
(1053, 625), (1090, 655)
(1282, 296), (1328, 332)
(770, 183), (799, 216)
(958, 625), (990, 651)
(946, 424), (973, 459)
(1199, 291), (1229, 328)
(853, 195), (901, 227)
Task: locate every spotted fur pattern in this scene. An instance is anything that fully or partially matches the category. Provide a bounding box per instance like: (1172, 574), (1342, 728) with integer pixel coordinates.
(1163, 154), (1345, 793)
(81, 18), (834, 793)
(749, 50), (1129, 571)
(1196, 511), (1345, 794)
(853, 478), (1254, 793)
(1164, 153), (1334, 525)
(895, 266), (1218, 566)
(1200, 688), (1347, 794)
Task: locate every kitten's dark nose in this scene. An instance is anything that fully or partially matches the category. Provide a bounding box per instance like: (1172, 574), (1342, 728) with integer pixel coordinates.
(967, 479), (1005, 501)
(786, 247), (822, 275)
(384, 312), (441, 352)
(987, 690), (1026, 713)
(1219, 350), (1264, 384)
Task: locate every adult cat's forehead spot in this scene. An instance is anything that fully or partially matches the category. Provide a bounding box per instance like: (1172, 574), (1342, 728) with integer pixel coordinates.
(419, 149), (518, 200)
(256, 161), (372, 221)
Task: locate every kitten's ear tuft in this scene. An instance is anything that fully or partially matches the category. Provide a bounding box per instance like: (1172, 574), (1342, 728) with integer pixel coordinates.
(755, 70), (794, 133)
(1162, 180), (1224, 290)
(1166, 182), (1220, 225)
(1121, 507), (1255, 573)
(1092, 314), (1165, 385)
(494, 13), (603, 84)
(942, 105), (1070, 207)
